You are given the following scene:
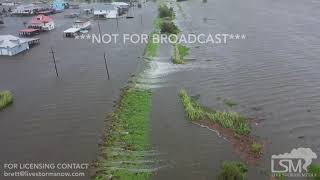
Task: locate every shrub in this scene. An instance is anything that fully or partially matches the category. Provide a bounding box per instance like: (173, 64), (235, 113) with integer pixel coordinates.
(0, 90), (13, 110)
(217, 161), (247, 180)
(160, 20), (179, 34)
(250, 142), (262, 154)
(158, 5), (174, 19)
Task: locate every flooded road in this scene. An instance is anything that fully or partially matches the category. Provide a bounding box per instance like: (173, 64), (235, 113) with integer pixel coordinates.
(0, 2), (157, 179)
(137, 0), (320, 179)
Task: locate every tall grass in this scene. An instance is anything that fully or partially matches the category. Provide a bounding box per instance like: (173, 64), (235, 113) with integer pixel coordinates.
(217, 161), (247, 180)
(172, 44), (189, 64)
(0, 90), (13, 110)
(179, 89), (206, 120)
(179, 89), (250, 135)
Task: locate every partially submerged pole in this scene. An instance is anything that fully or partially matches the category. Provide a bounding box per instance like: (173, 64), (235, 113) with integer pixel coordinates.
(116, 14), (119, 30)
(97, 20), (102, 36)
(104, 52), (110, 80)
(50, 47), (59, 78)
(140, 14), (143, 26)
(97, 20), (111, 80)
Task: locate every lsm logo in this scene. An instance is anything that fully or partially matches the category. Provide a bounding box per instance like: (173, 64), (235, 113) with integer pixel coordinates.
(271, 147), (317, 178)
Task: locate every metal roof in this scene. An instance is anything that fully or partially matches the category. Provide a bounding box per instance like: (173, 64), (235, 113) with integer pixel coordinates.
(0, 35), (28, 48)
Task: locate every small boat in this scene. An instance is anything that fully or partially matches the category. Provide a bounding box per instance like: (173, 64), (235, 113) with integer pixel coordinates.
(72, 19), (91, 30)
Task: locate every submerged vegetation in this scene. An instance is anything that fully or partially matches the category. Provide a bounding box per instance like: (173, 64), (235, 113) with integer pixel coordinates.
(179, 89), (250, 135)
(223, 99), (238, 107)
(217, 161), (247, 180)
(0, 90), (13, 110)
(172, 44), (189, 64)
(93, 88), (152, 180)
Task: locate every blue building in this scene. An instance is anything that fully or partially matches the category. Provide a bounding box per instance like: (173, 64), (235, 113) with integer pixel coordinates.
(52, 0), (65, 12)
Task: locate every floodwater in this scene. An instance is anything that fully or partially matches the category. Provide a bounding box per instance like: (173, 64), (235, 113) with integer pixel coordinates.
(0, 2), (157, 180)
(1, 0), (320, 179)
(137, 0), (320, 179)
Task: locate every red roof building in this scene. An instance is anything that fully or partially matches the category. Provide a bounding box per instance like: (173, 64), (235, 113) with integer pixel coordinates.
(28, 15), (55, 31)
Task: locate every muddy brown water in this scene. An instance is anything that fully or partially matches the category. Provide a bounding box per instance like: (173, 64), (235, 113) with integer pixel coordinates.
(0, 2), (157, 180)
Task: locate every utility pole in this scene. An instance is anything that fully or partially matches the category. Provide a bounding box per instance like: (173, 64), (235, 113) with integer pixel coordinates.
(104, 52), (110, 80)
(50, 47), (59, 78)
(97, 20), (111, 80)
(140, 14), (143, 26)
(97, 20), (102, 36)
(116, 15), (119, 30)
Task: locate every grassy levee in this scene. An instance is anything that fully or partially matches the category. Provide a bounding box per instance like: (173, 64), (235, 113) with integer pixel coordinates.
(179, 89), (250, 135)
(93, 88), (152, 180)
(0, 90), (13, 110)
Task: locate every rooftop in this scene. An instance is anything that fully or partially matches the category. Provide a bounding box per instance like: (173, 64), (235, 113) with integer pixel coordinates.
(0, 35), (28, 48)
(31, 15), (53, 24)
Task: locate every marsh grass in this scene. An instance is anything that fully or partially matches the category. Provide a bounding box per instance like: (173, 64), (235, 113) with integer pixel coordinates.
(179, 89), (250, 135)
(217, 161), (247, 180)
(0, 90), (13, 110)
(308, 164), (320, 180)
(94, 88), (152, 180)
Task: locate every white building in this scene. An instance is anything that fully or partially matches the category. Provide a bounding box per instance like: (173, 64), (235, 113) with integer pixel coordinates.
(93, 9), (107, 18)
(0, 35), (39, 56)
(93, 4), (120, 19)
(12, 4), (42, 15)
